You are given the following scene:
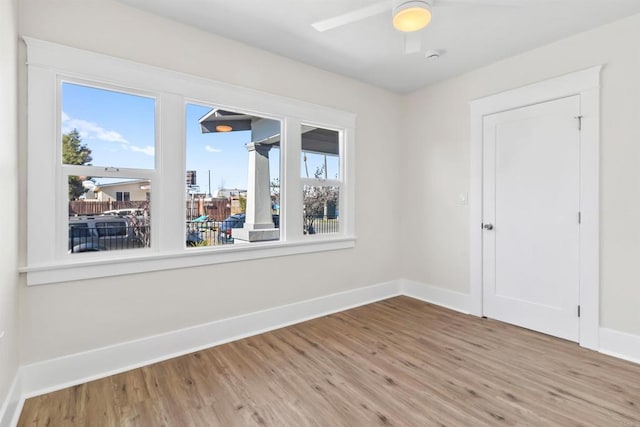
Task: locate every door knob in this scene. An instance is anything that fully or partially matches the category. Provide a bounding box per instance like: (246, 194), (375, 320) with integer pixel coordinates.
(483, 223), (494, 230)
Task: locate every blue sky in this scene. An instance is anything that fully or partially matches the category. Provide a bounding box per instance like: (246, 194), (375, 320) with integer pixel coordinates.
(62, 83), (338, 191)
(185, 103), (279, 192)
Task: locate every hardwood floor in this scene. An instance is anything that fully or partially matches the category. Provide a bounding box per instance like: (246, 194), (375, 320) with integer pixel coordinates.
(18, 296), (640, 426)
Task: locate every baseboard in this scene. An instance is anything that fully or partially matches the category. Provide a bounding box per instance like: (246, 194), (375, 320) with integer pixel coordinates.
(19, 281), (401, 400)
(8, 278), (640, 426)
(0, 373), (23, 427)
(599, 327), (640, 365)
(399, 279), (472, 314)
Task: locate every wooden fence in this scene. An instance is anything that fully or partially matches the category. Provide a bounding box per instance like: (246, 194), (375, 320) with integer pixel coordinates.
(70, 199), (231, 221)
(186, 198), (231, 221)
(69, 200), (149, 216)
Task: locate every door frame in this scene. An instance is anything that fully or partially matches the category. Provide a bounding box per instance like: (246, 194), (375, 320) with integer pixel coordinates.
(469, 66), (602, 350)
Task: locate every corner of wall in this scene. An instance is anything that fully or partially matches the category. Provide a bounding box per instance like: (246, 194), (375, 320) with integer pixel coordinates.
(0, 373), (23, 427)
(399, 279), (472, 314)
(0, 0), (22, 424)
(599, 328), (640, 365)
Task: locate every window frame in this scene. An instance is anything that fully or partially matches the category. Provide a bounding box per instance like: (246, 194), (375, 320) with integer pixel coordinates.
(22, 37), (356, 286)
(115, 192), (131, 202)
(300, 122), (344, 237)
(58, 76), (158, 259)
(182, 98), (285, 248)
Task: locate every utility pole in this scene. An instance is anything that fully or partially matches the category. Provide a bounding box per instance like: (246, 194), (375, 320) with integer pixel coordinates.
(324, 155), (328, 179)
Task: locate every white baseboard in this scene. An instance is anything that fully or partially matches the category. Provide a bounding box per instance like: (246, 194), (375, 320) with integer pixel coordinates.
(599, 327), (640, 365)
(0, 373), (23, 427)
(19, 281), (401, 400)
(400, 279), (472, 314)
(5, 278), (640, 426)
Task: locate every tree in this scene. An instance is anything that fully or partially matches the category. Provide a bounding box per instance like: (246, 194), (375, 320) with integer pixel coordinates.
(128, 202), (151, 248)
(270, 177), (280, 213)
(303, 166), (338, 234)
(238, 194), (247, 213)
(63, 129), (93, 200)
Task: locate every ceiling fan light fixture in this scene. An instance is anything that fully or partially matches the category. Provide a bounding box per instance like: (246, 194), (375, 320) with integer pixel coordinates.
(393, 1), (432, 33)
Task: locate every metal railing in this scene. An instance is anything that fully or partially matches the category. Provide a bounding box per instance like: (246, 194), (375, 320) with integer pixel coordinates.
(69, 216), (341, 253)
(69, 223), (150, 253)
(304, 217), (340, 235)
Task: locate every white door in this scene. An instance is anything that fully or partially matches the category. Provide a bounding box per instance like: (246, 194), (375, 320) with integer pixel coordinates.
(482, 95), (581, 341)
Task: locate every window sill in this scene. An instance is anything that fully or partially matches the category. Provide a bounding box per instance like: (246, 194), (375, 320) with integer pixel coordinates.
(21, 237), (356, 286)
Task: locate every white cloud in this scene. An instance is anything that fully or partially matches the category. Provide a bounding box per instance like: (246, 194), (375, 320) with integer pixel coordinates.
(61, 111), (128, 144)
(205, 145), (222, 153)
(130, 145), (155, 156)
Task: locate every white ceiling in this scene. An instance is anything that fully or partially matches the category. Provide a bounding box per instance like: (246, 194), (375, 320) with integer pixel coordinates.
(115, 0), (640, 93)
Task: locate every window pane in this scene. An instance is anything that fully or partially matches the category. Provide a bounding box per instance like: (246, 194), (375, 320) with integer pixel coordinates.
(301, 126), (340, 179)
(303, 185), (339, 235)
(68, 176), (151, 253)
(61, 82), (155, 169)
(185, 104), (281, 246)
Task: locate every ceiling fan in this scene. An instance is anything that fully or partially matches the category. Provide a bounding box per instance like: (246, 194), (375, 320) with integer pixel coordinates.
(311, 0), (524, 54)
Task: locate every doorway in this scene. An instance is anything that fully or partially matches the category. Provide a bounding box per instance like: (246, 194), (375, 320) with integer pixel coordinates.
(469, 66), (601, 349)
(482, 96), (580, 341)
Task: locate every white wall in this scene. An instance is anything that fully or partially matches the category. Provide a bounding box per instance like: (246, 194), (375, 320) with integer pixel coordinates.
(402, 13), (640, 336)
(18, 0), (402, 363)
(16, 0), (640, 371)
(0, 0), (20, 409)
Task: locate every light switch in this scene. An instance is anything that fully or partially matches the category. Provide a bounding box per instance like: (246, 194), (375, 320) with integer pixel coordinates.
(458, 192), (468, 205)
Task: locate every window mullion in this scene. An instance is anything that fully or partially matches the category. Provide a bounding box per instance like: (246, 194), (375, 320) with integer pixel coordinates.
(155, 92), (186, 252)
(282, 118), (303, 242)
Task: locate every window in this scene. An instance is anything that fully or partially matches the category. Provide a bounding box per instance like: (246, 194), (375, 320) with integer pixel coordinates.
(116, 192), (131, 202)
(61, 81), (155, 256)
(24, 38), (355, 285)
(301, 126), (341, 236)
(185, 104), (281, 247)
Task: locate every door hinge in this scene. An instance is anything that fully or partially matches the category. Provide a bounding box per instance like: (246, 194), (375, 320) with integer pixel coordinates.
(578, 305), (581, 317)
(578, 211), (581, 224)
(575, 115), (583, 131)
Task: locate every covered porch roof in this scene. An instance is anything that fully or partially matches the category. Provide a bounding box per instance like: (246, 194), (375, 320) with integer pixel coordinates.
(199, 109), (339, 155)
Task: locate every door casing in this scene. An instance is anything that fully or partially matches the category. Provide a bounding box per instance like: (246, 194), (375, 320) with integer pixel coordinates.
(469, 66), (602, 350)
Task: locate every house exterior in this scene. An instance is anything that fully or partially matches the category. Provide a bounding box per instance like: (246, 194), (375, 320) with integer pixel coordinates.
(91, 179), (151, 202)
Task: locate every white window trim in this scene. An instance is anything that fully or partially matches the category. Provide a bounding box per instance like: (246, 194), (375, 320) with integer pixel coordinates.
(21, 37), (356, 286)
(469, 65), (601, 350)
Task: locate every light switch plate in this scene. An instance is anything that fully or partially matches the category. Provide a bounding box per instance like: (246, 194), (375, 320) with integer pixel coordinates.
(458, 192), (468, 205)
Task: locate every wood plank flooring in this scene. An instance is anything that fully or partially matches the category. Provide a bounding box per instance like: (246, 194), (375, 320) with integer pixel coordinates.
(18, 296), (640, 426)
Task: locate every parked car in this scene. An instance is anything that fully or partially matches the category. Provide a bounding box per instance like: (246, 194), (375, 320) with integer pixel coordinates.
(217, 213), (281, 243)
(71, 215), (202, 251)
(186, 228), (205, 246)
(217, 214), (247, 244)
(69, 215), (144, 253)
(190, 215), (214, 231)
(102, 208), (145, 217)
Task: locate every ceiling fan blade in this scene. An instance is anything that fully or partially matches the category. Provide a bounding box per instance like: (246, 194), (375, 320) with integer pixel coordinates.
(404, 32), (422, 54)
(312, 1), (390, 32)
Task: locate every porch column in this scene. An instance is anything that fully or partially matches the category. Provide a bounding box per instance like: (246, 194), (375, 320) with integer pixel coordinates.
(233, 142), (279, 242)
